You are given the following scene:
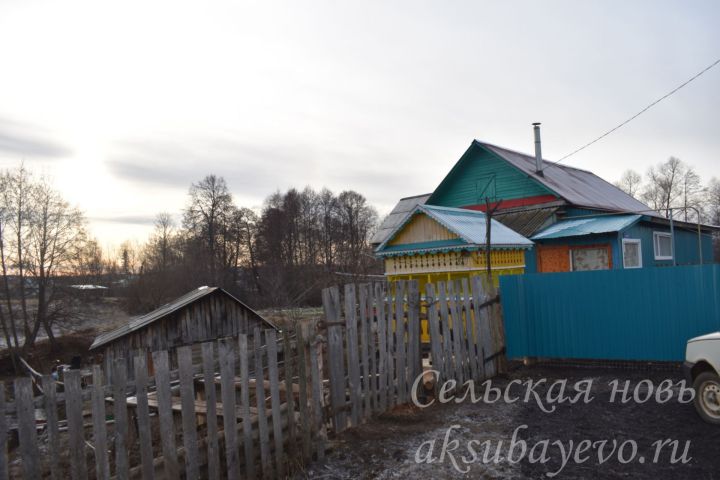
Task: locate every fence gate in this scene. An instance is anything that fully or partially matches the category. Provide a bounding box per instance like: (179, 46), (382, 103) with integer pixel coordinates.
(320, 277), (506, 433)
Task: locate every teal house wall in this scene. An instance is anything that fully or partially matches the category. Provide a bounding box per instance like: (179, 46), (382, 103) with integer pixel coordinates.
(429, 143), (556, 208)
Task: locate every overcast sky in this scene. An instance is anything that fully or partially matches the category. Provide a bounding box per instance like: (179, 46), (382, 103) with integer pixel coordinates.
(0, 0), (718, 248)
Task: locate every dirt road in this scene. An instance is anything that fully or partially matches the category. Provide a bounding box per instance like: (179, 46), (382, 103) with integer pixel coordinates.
(302, 365), (720, 479)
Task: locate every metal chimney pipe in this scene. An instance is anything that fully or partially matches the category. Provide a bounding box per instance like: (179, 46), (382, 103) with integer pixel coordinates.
(532, 122), (544, 176)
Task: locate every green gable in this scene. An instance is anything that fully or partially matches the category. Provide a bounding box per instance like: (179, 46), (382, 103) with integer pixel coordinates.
(428, 142), (557, 207)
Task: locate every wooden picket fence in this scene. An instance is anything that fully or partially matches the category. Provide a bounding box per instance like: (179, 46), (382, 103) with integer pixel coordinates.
(0, 278), (504, 479)
(320, 277), (505, 433)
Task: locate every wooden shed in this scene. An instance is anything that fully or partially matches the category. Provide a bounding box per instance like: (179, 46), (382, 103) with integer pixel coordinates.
(90, 286), (278, 378)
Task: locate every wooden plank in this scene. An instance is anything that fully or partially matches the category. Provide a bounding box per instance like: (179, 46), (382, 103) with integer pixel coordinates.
(91, 366), (110, 480)
(406, 280), (421, 400)
(473, 276), (495, 378)
(282, 331), (297, 458)
(425, 283), (443, 396)
(15, 378), (40, 479)
(367, 284), (378, 413)
(394, 280), (406, 403)
(266, 330), (285, 477)
(218, 338), (240, 480)
(344, 283), (361, 426)
(358, 284), (371, 418)
(152, 350), (179, 479)
(386, 282), (396, 407)
(112, 360), (129, 480)
(322, 286), (346, 431)
(448, 281), (466, 384)
(133, 354), (155, 480)
(41, 375), (61, 480)
(237, 334), (256, 479)
(65, 370), (89, 480)
(309, 336), (326, 461)
(461, 278), (478, 382)
(178, 346), (200, 479)
(469, 276), (484, 380)
(253, 328), (273, 478)
(438, 282), (455, 383)
(201, 342), (221, 480)
(295, 328), (311, 460)
(375, 283), (387, 412)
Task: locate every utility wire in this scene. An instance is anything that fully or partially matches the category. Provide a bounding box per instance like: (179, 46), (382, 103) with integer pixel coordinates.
(541, 57), (720, 171)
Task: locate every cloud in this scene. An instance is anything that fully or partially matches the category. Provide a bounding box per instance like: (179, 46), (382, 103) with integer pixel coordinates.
(107, 135), (316, 195)
(88, 214), (158, 226)
(0, 117), (72, 158)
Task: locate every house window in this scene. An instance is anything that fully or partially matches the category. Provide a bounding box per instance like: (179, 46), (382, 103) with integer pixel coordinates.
(653, 232), (673, 260)
(570, 247), (610, 271)
(622, 239), (642, 269)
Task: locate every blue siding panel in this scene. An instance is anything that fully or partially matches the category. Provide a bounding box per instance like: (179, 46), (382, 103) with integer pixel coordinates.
(501, 264), (720, 361)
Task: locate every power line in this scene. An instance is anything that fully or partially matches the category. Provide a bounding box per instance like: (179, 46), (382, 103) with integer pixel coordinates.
(542, 57), (720, 171)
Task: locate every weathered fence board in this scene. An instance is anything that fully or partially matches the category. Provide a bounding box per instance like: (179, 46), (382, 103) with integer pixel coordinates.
(91, 366), (110, 480)
(200, 342), (220, 480)
(218, 338), (240, 480)
(133, 355), (155, 480)
(237, 334), (256, 480)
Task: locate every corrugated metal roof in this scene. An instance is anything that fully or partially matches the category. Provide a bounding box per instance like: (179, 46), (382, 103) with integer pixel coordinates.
(90, 286), (277, 350)
(375, 204), (532, 256)
(370, 193), (430, 245)
(531, 214), (642, 240)
(478, 141), (661, 217)
(493, 207), (559, 237)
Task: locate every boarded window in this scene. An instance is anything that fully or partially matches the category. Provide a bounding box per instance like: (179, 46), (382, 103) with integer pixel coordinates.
(622, 239), (642, 268)
(653, 232), (673, 260)
(571, 247), (610, 271)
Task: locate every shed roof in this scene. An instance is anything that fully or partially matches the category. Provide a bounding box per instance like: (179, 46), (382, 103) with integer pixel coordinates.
(531, 214), (642, 240)
(375, 204), (533, 256)
(90, 286), (277, 350)
(492, 206), (559, 237)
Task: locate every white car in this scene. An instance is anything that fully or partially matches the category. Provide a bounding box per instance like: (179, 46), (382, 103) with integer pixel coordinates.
(685, 332), (720, 424)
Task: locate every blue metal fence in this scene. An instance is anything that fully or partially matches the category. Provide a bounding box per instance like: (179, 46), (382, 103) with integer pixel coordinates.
(500, 264), (720, 361)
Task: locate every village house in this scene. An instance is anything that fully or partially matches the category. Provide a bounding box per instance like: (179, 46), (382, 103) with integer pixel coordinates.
(373, 127), (714, 277)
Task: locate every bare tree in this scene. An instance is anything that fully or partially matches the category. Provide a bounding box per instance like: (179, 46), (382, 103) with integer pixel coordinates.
(614, 170), (642, 198)
(641, 157), (685, 218)
(183, 175), (233, 284)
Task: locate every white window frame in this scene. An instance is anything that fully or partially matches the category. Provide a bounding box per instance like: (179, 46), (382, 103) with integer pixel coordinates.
(622, 238), (643, 269)
(653, 231), (673, 260)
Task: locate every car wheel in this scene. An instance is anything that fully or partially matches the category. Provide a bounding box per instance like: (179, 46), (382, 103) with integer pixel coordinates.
(693, 371), (720, 425)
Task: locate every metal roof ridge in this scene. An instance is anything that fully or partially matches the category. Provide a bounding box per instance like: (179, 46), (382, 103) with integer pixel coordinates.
(474, 139), (595, 174)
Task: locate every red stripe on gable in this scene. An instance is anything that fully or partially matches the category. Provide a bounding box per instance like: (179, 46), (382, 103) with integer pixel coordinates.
(461, 194), (558, 211)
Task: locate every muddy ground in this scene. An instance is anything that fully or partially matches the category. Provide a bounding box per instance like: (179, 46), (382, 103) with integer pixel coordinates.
(303, 364), (720, 479)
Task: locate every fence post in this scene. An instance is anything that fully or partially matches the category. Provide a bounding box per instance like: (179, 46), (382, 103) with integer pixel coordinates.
(322, 286), (347, 432)
(91, 366), (110, 480)
(65, 369), (89, 480)
(394, 280), (406, 403)
(178, 345), (200, 479)
(133, 353), (155, 480)
(201, 342), (221, 480)
(41, 374), (61, 480)
(407, 280), (421, 400)
(375, 283), (388, 412)
(218, 338), (240, 480)
(253, 328), (273, 478)
(237, 333), (257, 479)
(425, 283), (443, 396)
(152, 350), (179, 479)
(344, 284), (361, 426)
